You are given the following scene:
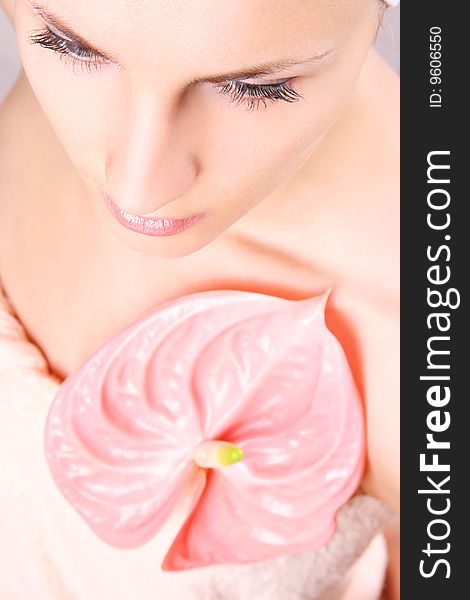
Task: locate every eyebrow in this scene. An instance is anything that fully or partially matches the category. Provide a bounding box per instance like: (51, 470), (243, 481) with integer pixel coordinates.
(28, 1), (335, 83)
(190, 49), (335, 84)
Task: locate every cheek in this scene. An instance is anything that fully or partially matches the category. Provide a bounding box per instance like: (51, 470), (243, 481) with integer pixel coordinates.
(207, 84), (348, 217)
(15, 13), (108, 175)
(209, 34), (375, 215)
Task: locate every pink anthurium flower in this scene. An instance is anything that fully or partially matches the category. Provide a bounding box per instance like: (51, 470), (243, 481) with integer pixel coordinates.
(44, 289), (365, 571)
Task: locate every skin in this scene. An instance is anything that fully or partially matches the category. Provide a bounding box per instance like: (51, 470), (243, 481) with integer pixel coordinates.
(13, 0), (383, 259)
(0, 1), (399, 597)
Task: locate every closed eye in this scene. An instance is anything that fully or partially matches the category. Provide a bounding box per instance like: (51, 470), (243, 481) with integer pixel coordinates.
(28, 27), (304, 111)
(213, 79), (303, 111)
(29, 27), (108, 73)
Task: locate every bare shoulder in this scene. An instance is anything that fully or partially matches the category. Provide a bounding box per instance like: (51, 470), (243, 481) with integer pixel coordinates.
(0, 0), (14, 22)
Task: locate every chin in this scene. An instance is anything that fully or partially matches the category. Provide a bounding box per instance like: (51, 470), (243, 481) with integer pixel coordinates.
(105, 215), (224, 259)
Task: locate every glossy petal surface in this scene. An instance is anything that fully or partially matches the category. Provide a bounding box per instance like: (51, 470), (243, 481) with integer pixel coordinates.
(44, 289), (365, 570)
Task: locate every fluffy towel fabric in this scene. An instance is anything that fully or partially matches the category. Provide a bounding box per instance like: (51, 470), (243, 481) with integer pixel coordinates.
(0, 279), (392, 599)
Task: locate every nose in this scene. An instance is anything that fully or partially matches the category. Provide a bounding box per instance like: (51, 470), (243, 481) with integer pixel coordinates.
(105, 88), (199, 218)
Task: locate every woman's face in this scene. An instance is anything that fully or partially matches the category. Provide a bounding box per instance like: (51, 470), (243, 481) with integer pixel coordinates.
(15, 0), (381, 258)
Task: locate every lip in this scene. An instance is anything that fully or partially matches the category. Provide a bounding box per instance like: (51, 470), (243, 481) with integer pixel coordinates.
(102, 193), (206, 237)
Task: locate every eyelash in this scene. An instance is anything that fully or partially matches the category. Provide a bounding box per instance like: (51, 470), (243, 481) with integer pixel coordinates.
(28, 27), (304, 111)
(214, 79), (302, 111)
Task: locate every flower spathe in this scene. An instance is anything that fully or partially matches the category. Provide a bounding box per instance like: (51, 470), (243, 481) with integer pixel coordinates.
(44, 289), (365, 571)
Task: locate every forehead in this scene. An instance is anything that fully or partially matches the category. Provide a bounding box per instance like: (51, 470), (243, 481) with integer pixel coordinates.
(33, 0), (366, 74)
